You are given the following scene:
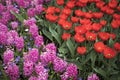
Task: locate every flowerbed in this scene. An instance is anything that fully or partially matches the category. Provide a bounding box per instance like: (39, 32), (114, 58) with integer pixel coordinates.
(0, 0), (120, 80)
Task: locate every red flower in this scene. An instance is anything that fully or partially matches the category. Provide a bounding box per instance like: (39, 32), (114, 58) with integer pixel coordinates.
(84, 12), (93, 19)
(46, 6), (55, 14)
(85, 31), (97, 41)
(59, 13), (68, 20)
(111, 19), (119, 29)
(66, 1), (75, 9)
(98, 32), (110, 41)
(62, 21), (72, 30)
(93, 12), (103, 19)
(62, 8), (71, 16)
(71, 17), (79, 23)
(108, 0), (118, 9)
(56, 0), (64, 5)
(113, 13), (120, 20)
(75, 10), (84, 17)
(110, 33), (116, 40)
(103, 47), (116, 59)
(100, 5), (108, 12)
(79, 0), (88, 4)
(83, 24), (92, 31)
(92, 23), (102, 32)
(77, 46), (86, 55)
(114, 42), (120, 51)
(106, 8), (114, 15)
(74, 33), (85, 43)
(94, 42), (105, 53)
(117, 6), (120, 11)
(55, 8), (61, 13)
(96, 1), (105, 8)
(74, 26), (86, 34)
(100, 20), (107, 26)
(62, 33), (71, 40)
(58, 19), (65, 26)
(80, 18), (92, 25)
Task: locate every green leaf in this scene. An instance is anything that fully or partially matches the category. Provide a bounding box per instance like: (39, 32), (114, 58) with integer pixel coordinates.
(10, 10), (24, 22)
(93, 68), (108, 79)
(90, 51), (97, 67)
(42, 29), (53, 41)
(49, 27), (61, 45)
(108, 37), (114, 47)
(66, 39), (75, 58)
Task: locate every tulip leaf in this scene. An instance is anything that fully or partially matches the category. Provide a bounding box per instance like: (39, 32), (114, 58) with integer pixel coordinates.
(42, 29), (53, 41)
(66, 39), (75, 58)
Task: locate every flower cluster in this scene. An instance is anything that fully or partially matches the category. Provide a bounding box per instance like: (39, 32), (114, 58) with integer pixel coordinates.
(44, 0), (120, 59)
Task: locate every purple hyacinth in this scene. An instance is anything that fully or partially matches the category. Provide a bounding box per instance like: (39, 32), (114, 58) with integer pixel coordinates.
(35, 62), (45, 75)
(29, 24), (39, 38)
(0, 23), (8, 33)
(5, 63), (19, 80)
(15, 36), (24, 51)
(34, 35), (44, 48)
(3, 49), (14, 64)
(40, 51), (56, 66)
(6, 32), (14, 45)
(9, 30), (18, 39)
(35, 4), (43, 14)
(11, 21), (18, 29)
(29, 48), (39, 63)
(66, 63), (78, 79)
(15, 0), (25, 8)
(87, 73), (99, 80)
(0, 32), (7, 45)
(27, 8), (35, 17)
(45, 43), (56, 53)
(61, 72), (69, 80)
(53, 57), (67, 73)
(24, 18), (36, 26)
(37, 69), (48, 80)
(29, 76), (38, 80)
(23, 61), (34, 77)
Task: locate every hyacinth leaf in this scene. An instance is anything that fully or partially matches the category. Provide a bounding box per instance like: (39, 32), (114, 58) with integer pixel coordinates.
(42, 29), (53, 41)
(10, 11), (24, 22)
(49, 27), (61, 45)
(93, 68), (108, 79)
(66, 39), (75, 58)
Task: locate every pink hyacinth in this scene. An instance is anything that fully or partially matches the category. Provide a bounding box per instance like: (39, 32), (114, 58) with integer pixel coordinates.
(29, 76), (38, 80)
(35, 5), (43, 14)
(6, 32), (14, 45)
(3, 49), (14, 64)
(40, 51), (56, 66)
(66, 63), (78, 79)
(5, 63), (19, 80)
(35, 62), (45, 75)
(24, 18), (36, 26)
(87, 73), (99, 80)
(45, 43), (56, 53)
(29, 24), (39, 38)
(27, 8), (36, 17)
(34, 35), (44, 48)
(15, 36), (24, 51)
(0, 23), (8, 33)
(61, 72), (69, 80)
(23, 61), (34, 76)
(11, 21), (18, 29)
(29, 48), (39, 63)
(9, 30), (18, 39)
(37, 70), (48, 80)
(53, 57), (67, 73)
(0, 32), (7, 45)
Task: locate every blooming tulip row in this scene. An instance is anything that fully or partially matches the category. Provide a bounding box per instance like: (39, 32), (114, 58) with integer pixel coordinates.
(44, 0), (120, 59)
